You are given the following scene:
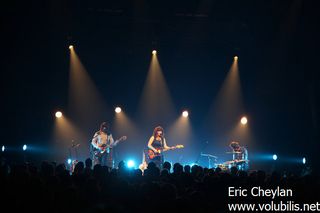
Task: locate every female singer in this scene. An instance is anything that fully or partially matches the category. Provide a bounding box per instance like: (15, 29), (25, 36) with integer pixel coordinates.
(146, 126), (173, 169)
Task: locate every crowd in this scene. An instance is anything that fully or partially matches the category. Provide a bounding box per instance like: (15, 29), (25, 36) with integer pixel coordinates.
(0, 158), (319, 213)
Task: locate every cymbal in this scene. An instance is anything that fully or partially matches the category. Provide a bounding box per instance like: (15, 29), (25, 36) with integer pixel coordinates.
(201, 153), (217, 158)
(234, 159), (249, 162)
(226, 151), (242, 154)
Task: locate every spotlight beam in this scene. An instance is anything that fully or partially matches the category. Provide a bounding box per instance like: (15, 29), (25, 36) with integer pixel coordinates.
(209, 55), (244, 134)
(138, 48), (175, 125)
(68, 45), (109, 129)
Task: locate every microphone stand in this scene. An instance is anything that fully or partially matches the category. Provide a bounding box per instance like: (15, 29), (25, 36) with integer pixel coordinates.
(195, 141), (209, 165)
(69, 140), (80, 172)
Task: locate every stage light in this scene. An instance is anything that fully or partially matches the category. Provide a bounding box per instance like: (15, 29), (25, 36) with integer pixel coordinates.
(302, 157), (306, 165)
(69, 45), (73, 50)
(67, 158), (72, 165)
(182, 110), (189, 118)
(127, 160), (135, 168)
(273, 154), (278, 161)
(240, 116), (248, 125)
(115, 107), (122, 114)
(55, 111), (63, 118)
(152, 50), (157, 55)
(23, 144), (27, 151)
(234, 56), (238, 61)
(1, 146), (4, 152)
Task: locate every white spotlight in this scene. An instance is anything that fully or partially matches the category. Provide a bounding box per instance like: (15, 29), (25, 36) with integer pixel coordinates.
(23, 144), (27, 151)
(55, 111), (62, 118)
(115, 107), (122, 114)
(240, 116), (248, 125)
(182, 110), (189, 118)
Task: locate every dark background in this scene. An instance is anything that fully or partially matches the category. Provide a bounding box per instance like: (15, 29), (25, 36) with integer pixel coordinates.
(1, 0), (319, 171)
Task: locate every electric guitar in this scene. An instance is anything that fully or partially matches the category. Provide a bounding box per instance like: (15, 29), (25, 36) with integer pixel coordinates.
(93, 136), (127, 157)
(147, 145), (184, 159)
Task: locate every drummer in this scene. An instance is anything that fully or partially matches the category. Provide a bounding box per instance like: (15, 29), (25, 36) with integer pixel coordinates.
(229, 141), (249, 170)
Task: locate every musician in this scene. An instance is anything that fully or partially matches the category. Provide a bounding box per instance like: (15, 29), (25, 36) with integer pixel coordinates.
(229, 141), (249, 170)
(146, 126), (173, 169)
(91, 122), (126, 168)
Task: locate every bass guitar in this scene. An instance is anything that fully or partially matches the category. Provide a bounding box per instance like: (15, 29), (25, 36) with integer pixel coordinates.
(93, 136), (127, 157)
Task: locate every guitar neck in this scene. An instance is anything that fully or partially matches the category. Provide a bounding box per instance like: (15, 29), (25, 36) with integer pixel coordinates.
(162, 147), (176, 152)
(114, 137), (124, 145)
(162, 145), (183, 152)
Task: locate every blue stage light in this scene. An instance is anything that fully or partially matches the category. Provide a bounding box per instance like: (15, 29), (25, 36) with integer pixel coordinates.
(127, 160), (135, 168)
(23, 144), (27, 151)
(272, 154), (278, 161)
(67, 159), (72, 165)
(302, 157), (306, 165)
(1, 146), (5, 152)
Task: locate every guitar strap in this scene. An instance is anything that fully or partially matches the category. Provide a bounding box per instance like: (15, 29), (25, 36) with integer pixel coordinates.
(160, 136), (164, 149)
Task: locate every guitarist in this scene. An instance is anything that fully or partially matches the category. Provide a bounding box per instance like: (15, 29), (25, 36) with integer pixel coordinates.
(91, 122), (127, 168)
(146, 126), (173, 169)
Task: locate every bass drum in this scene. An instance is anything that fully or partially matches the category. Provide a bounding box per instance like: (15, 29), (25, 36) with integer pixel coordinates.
(216, 163), (229, 171)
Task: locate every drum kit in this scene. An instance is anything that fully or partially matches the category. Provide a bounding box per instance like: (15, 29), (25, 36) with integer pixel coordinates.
(200, 151), (249, 170)
(221, 151), (249, 170)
